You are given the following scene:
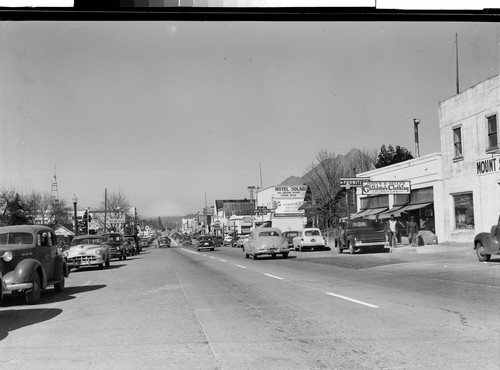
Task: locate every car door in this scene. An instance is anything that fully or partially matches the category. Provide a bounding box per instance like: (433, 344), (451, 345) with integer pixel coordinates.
(37, 230), (56, 279)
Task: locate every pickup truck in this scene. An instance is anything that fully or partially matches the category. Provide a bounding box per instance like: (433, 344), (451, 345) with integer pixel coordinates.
(473, 214), (500, 262)
(335, 218), (387, 254)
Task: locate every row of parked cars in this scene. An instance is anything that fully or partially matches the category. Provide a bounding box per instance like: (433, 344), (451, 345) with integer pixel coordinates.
(0, 224), (153, 305)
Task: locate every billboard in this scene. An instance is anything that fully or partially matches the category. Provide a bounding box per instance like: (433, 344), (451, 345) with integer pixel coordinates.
(273, 186), (307, 216)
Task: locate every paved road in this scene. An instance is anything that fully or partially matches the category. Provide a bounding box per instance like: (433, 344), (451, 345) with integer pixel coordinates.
(1, 240), (499, 369)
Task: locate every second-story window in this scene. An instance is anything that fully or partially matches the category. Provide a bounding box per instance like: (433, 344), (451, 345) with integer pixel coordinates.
(453, 126), (462, 158)
(487, 114), (498, 151)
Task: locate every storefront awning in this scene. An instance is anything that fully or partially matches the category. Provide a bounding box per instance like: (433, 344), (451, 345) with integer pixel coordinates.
(398, 202), (433, 213)
(377, 206), (406, 219)
(351, 208), (372, 218)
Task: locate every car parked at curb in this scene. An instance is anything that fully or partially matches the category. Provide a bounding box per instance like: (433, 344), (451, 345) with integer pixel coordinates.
(0, 225), (70, 304)
(474, 215), (500, 261)
(101, 232), (127, 261)
(124, 236), (138, 256)
(334, 218), (386, 254)
(244, 228), (289, 259)
(293, 228), (326, 252)
(282, 231), (300, 249)
(235, 235), (249, 249)
(64, 235), (110, 270)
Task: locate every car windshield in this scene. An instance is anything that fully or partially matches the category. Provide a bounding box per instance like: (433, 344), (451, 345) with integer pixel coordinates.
(304, 230), (320, 236)
(259, 231), (281, 237)
(0, 232), (34, 245)
(71, 238), (101, 246)
(104, 235), (121, 242)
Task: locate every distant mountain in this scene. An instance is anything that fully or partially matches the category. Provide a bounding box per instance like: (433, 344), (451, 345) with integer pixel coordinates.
(279, 176), (306, 186)
(281, 148), (376, 184)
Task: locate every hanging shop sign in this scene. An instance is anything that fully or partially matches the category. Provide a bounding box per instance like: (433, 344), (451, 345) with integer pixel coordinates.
(362, 181), (411, 195)
(340, 177), (370, 188)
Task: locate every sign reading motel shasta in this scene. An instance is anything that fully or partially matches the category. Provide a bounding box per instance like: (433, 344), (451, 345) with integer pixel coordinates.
(476, 156), (500, 176)
(362, 181), (411, 195)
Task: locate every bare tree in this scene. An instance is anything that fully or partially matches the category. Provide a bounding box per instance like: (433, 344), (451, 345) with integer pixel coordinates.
(302, 148), (377, 228)
(96, 190), (131, 232)
(23, 190), (53, 224)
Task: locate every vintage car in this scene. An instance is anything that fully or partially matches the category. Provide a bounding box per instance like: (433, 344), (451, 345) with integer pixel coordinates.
(335, 218), (386, 254)
(223, 235), (233, 246)
(124, 236), (138, 256)
(196, 236), (215, 252)
(474, 215), (500, 261)
(181, 235), (192, 246)
(0, 225), (69, 304)
(125, 235), (141, 254)
(139, 237), (150, 249)
(157, 236), (171, 248)
(417, 230), (438, 245)
(64, 234), (110, 269)
(235, 235), (249, 249)
(293, 228), (326, 252)
(101, 232), (127, 261)
(244, 228), (289, 259)
(282, 231), (300, 248)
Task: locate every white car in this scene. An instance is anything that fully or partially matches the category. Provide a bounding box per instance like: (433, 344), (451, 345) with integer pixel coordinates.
(64, 235), (111, 269)
(292, 228), (326, 252)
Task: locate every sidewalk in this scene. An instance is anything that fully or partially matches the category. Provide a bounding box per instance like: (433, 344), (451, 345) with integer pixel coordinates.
(390, 241), (472, 255)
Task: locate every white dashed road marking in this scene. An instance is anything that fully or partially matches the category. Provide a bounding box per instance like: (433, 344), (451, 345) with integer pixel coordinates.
(264, 273), (284, 280)
(326, 292), (379, 308)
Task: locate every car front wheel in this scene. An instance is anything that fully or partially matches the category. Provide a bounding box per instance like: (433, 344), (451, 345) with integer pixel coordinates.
(476, 242), (491, 262)
(26, 273), (41, 305)
(282, 252), (289, 259)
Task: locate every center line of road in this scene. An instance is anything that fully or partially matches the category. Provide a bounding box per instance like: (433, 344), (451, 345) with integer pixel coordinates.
(235, 264), (246, 269)
(326, 292), (379, 308)
(219, 259), (226, 262)
(264, 273), (283, 280)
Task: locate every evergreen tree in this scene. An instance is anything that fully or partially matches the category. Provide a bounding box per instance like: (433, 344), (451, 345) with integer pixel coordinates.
(375, 144), (413, 168)
(4, 193), (32, 225)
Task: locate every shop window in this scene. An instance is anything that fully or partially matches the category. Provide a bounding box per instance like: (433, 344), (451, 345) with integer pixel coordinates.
(453, 126), (463, 159)
(452, 193), (474, 229)
(487, 114), (498, 151)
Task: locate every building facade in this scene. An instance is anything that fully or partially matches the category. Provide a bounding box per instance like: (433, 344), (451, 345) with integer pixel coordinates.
(356, 153), (444, 241)
(439, 74), (500, 242)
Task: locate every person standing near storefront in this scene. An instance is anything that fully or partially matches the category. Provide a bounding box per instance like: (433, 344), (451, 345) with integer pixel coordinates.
(385, 214), (404, 247)
(406, 216), (419, 247)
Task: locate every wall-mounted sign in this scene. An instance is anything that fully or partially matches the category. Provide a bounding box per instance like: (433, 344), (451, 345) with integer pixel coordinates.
(476, 155), (500, 176)
(340, 177), (370, 187)
(273, 185), (308, 197)
(362, 181), (411, 195)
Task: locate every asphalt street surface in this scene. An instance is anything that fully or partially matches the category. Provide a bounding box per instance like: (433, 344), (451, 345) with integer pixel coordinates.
(1, 239), (499, 369)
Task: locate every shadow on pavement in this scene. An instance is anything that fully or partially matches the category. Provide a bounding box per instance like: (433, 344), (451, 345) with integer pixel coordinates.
(0, 308), (63, 342)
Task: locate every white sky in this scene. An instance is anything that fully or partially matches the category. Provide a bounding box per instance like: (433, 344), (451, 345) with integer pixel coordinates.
(1, 20), (499, 217)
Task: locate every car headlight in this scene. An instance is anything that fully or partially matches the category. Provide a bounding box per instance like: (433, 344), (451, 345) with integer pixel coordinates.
(2, 251), (13, 262)
(62, 251), (69, 258)
(95, 249), (101, 255)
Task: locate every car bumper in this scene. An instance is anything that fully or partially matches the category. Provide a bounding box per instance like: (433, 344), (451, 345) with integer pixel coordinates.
(67, 255), (104, 267)
(354, 241), (386, 247)
(4, 282), (33, 292)
(255, 248), (288, 255)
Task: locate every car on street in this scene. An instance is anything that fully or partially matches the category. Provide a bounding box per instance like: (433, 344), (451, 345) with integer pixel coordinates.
(474, 214), (500, 261)
(235, 235), (249, 248)
(334, 218), (386, 254)
(181, 235), (192, 246)
(417, 230), (438, 245)
(282, 231), (300, 248)
(101, 232), (128, 261)
(244, 227), (289, 259)
(64, 235), (111, 270)
(139, 237), (150, 249)
(124, 236), (138, 255)
(0, 225), (70, 304)
(293, 228), (326, 252)
(157, 236), (171, 248)
(196, 236), (215, 251)
(223, 235), (233, 246)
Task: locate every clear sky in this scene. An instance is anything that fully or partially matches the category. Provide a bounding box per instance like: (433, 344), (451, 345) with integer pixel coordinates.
(1, 20), (498, 217)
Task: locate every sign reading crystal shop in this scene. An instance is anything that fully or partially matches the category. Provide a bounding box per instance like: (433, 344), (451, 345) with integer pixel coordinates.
(362, 181), (411, 195)
(340, 177), (371, 187)
(476, 155), (500, 176)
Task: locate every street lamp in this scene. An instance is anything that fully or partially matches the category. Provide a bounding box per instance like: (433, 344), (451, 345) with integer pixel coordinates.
(414, 118), (420, 158)
(72, 195), (78, 236)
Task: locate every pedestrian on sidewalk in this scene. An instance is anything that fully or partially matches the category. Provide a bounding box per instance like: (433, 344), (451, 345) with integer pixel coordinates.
(385, 214), (404, 247)
(406, 216), (419, 247)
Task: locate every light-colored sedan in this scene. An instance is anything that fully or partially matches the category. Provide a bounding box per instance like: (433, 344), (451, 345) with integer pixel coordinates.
(292, 228), (326, 252)
(64, 235), (111, 269)
(244, 228), (289, 259)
